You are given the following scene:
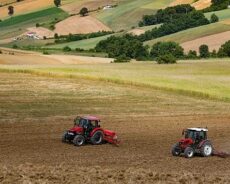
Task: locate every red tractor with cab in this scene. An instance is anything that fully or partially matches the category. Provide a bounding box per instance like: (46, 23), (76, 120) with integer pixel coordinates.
(172, 128), (213, 158)
(62, 116), (119, 146)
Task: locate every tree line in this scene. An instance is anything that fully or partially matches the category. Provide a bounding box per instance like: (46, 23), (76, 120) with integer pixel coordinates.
(54, 31), (114, 43)
(137, 4), (219, 42)
(94, 34), (230, 63)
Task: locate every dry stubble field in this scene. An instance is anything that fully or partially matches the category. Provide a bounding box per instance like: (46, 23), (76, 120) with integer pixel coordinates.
(0, 70), (230, 183)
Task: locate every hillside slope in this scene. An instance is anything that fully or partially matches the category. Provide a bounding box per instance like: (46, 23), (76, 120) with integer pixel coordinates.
(0, 0), (54, 19)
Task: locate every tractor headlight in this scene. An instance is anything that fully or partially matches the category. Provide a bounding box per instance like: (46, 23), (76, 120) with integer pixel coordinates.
(113, 135), (118, 140)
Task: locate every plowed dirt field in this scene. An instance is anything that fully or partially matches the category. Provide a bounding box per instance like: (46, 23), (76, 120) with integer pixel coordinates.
(0, 72), (230, 183)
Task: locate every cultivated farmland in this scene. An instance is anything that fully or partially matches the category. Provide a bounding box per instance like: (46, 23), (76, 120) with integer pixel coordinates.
(145, 22), (230, 48)
(0, 7), (69, 39)
(0, 57), (230, 183)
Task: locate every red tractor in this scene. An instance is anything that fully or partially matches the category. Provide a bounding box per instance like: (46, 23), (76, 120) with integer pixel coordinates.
(62, 116), (119, 146)
(171, 128), (213, 158)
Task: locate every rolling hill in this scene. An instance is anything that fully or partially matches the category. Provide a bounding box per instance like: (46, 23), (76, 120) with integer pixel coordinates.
(0, 0), (230, 55)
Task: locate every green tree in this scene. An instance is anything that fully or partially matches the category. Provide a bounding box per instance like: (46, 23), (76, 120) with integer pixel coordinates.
(8, 6), (14, 16)
(54, 0), (61, 7)
(54, 33), (59, 39)
(187, 50), (198, 59)
(79, 7), (88, 16)
(63, 46), (71, 52)
(210, 13), (219, 23)
(199, 44), (210, 58)
(150, 41), (184, 59)
(218, 40), (230, 57)
(95, 35), (149, 60)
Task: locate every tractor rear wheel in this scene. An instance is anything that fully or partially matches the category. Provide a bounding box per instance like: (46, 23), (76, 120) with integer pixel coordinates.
(184, 147), (194, 158)
(200, 142), (213, 157)
(62, 131), (68, 143)
(90, 131), (104, 145)
(73, 135), (85, 146)
(172, 143), (181, 156)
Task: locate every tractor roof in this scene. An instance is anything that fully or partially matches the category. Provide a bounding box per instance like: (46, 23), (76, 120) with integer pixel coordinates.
(187, 128), (208, 132)
(82, 115), (100, 121)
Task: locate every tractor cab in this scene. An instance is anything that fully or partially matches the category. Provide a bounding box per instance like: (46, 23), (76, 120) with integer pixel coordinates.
(74, 116), (100, 130)
(183, 128), (208, 142)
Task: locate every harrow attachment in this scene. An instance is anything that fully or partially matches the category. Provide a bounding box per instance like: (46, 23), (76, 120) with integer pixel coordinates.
(213, 150), (230, 158)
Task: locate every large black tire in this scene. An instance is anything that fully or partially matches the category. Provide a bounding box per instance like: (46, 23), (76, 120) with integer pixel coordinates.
(90, 131), (104, 145)
(184, 147), (194, 158)
(200, 141), (213, 157)
(62, 131), (68, 143)
(171, 143), (181, 156)
(73, 135), (85, 146)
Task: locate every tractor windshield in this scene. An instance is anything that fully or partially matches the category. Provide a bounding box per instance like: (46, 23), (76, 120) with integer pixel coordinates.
(74, 117), (87, 127)
(185, 130), (196, 139)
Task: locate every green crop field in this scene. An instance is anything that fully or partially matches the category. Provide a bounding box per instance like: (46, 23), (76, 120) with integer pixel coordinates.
(95, 0), (172, 31)
(44, 34), (117, 50)
(0, 7), (68, 40)
(144, 22), (230, 46)
(205, 9), (230, 21)
(44, 24), (162, 50)
(1, 59), (230, 101)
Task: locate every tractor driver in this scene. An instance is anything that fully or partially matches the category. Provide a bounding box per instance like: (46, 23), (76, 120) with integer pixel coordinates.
(83, 120), (93, 137)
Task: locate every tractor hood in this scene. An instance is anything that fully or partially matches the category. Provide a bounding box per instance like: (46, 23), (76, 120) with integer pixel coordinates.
(179, 138), (193, 145)
(69, 126), (83, 133)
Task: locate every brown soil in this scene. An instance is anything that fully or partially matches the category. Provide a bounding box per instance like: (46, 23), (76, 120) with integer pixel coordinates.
(181, 30), (230, 53)
(221, 19), (230, 25)
(170, 0), (194, 7)
(0, 0), (53, 19)
(170, 0), (211, 10)
(61, 0), (117, 14)
(54, 15), (111, 35)
(127, 29), (145, 36)
(0, 51), (112, 65)
(192, 0), (212, 10)
(0, 72), (230, 183)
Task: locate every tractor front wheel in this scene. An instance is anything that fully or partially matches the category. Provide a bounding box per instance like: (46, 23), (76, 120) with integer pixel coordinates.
(184, 147), (194, 158)
(73, 135), (85, 146)
(200, 142), (213, 157)
(172, 143), (181, 156)
(90, 131), (104, 145)
(62, 131), (68, 143)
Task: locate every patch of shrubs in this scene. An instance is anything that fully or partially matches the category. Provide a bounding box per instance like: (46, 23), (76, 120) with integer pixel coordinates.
(139, 4), (195, 26)
(63, 46), (72, 52)
(42, 51), (50, 55)
(55, 31), (114, 43)
(156, 54), (177, 64)
(150, 41), (184, 59)
(95, 34), (149, 60)
(138, 10), (210, 42)
(114, 55), (131, 63)
(12, 44), (18, 49)
(218, 40), (230, 57)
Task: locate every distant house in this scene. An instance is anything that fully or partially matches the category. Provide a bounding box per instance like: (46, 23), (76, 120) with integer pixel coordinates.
(103, 5), (113, 10)
(26, 32), (40, 39)
(26, 32), (36, 38)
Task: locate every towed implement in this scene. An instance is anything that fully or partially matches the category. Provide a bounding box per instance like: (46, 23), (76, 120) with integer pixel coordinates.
(62, 115), (120, 146)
